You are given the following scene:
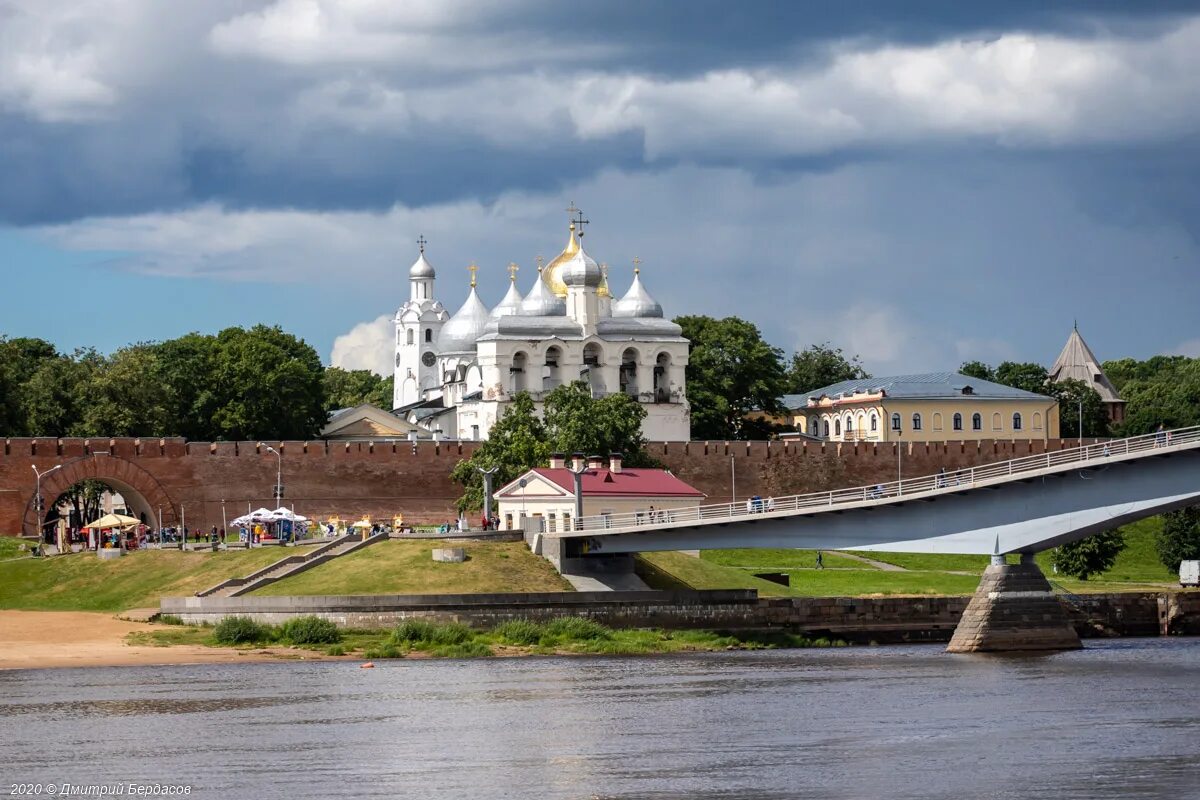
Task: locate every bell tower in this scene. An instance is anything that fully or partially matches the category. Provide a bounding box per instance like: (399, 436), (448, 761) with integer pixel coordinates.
(394, 236), (448, 409)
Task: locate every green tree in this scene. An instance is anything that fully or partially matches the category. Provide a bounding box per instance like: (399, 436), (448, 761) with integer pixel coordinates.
(78, 344), (169, 437)
(959, 360), (995, 381)
(323, 367), (393, 412)
(0, 337), (60, 435)
(1106, 357), (1200, 436)
(1157, 507), (1200, 574)
(1047, 378), (1110, 439)
(450, 393), (550, 513)
(21, 349), (99, 437)
(542, 382), (655, 467)
(675, 315), (788, 440)
(208, 325), (327, 440)
(994, 361), (1050, 394)
(1049, 530), (1126, 580)
(155, 333), (220, 440)
(786, 343), (869, 394)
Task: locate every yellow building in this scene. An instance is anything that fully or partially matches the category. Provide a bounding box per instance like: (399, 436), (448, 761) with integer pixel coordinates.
(785, 372), (1060, 443)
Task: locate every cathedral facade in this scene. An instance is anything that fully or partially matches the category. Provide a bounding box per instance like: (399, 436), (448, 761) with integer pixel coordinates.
(392, 218), (691, 441)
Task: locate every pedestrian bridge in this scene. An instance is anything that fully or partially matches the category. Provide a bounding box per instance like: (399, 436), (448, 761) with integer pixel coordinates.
(553, 427), (1200, 558)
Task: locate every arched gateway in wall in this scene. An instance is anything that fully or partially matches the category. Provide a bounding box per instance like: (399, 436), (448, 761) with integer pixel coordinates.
(22, 455), (178, 538)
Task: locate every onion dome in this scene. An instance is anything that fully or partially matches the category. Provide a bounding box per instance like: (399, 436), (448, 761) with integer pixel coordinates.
(612, 268), (664, 318)
(437, 285), (491, 353)
(409, 251), (436, 279)
(490, 270), (525, 319)
(542, 222), (579, 298)
(560, 243), (602, 289)
(597, 263), (611, 299)
(519, 269), (566, 316)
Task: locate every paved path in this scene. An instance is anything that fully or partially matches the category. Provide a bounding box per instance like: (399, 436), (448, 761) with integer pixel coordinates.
(836, 552), (907, 571)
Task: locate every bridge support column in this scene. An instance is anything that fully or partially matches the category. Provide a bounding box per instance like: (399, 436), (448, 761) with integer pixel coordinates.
(947, 553), (1081, 653)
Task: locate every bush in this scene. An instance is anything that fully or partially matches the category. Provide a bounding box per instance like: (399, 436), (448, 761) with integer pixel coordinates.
(389, 620), (438, 644)
(364, 642), (401, 659)
(213, 616), (273, 645)
(326, 644), (347, 656)
(1050, 529), (1126, 580)
(389, 620), (475, 648)
(430, 640), (493, 659)
(493, 619), (544, 646)
(1158, 508), (1200, 573)
(280, 615), (341, 645)
(542, 617), (613, 642)
(157, 614), (184, 626)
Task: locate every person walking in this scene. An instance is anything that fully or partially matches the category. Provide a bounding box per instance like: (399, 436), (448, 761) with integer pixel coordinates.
(816, 551), (824, 570)
(1156, 423), (1167, 447)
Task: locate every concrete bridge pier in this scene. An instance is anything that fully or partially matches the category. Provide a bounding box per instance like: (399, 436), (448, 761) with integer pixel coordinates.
(946, 553), (1082, 653)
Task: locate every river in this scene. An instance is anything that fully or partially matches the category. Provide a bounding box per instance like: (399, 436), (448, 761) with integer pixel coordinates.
(2, 638), (1200, 799)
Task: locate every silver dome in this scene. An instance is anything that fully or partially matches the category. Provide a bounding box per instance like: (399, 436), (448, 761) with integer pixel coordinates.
(612, 271), (664, 318)
(519, 273), (566, 316)
(409, 252), (436, 279)
(437, 287), (491, 353)
(489, 279), (524, 319)
(560, 244), (602, 289)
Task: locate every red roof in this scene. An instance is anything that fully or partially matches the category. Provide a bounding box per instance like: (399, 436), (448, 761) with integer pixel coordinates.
(523, 468), (705, 498)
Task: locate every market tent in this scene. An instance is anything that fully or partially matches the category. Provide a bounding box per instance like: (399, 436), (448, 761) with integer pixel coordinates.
(270, 507), (308, 522)
(231, 508), (275, 526)
(83, 513), (140, 530)
(351, 519), (373, 529)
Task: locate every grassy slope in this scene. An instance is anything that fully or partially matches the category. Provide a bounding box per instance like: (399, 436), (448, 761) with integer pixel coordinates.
(253, 540), (574, 596)
(701, 548), (870, 571)
(0, 548), (286, 612)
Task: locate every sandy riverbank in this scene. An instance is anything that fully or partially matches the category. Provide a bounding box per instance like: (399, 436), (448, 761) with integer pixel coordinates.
(0, 611), (337, 671)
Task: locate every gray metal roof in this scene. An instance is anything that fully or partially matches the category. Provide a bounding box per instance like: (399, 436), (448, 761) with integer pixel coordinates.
(783, 372), (1053, 408)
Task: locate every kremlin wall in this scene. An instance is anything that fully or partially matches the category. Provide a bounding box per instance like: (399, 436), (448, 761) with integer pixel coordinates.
(1, 435), (1100, 537)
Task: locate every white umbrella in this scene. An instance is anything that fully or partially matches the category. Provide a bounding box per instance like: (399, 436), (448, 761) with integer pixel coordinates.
(270, 507), (308, 522)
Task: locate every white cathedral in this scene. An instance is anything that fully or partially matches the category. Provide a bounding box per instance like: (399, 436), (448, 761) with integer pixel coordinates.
(391, 216), (691, 442)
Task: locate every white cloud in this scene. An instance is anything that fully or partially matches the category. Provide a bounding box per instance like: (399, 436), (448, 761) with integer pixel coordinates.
(330, 313), (393, 375)
(1168, 339), (1200, 358)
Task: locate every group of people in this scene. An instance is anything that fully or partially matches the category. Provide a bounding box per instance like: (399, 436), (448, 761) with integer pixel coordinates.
(479, 514), (501, 531)
(744, 496), (776, 514)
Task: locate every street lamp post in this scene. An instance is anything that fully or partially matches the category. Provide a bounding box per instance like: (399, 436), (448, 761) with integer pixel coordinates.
(31, 464), (63, 541)
(263, 445), (283, 505)
(568, 461), (588, 530)
(1078, 395), (1083, 450)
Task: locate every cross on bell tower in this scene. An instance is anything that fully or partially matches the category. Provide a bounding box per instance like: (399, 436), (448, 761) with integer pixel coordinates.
(417, 235), (427, 254)
(573, 209), (589, 239)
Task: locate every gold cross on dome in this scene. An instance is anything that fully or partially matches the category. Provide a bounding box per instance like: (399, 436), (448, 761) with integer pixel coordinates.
(565, 201), (579, 219)
(468, 262), (478, 288)
(536, 255), (544, 273)
(508, 262), (519, 282)
(632, 255), (642, 274)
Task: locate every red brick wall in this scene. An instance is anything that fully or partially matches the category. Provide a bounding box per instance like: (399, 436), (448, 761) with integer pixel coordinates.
(1, 437), (1100, 536)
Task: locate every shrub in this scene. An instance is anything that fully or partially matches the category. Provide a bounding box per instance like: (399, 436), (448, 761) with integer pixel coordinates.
(493, 619), (544, 646)
(430, 640), (493, 659)
(157, 614), (185, 626)
(542, 617), (613, 642)
(389, 620), (476, 648)
(280, 615), (341, 645)
(364, 642), (401, 659)
(213, 616), (273, 645)
(326, 644), (347, 656)
(390, 619), (438, 644)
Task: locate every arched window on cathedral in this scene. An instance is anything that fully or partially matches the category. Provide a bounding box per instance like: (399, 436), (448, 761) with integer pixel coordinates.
(583, 343), (605, 396)
(822, 418), (830, 437)
(912, 413), (922, 431)
(654, 352), (672, 403)
(891, 413), (901, 431)
(1012, 412), (1022, 431)
(510, 351), (528, 394)
(543, 346), (562, 392)
(835, 418), (841, 436)
(619, 348), (640, 398)
(425, 329), (432, 343)
(406, 329), (414, 346)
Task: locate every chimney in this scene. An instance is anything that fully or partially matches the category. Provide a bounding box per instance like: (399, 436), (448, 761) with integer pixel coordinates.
(609, 452), (623, 473)
(571, 452), (586, 471)
(587, 454), (604, 470)
(548, 453), (566, 469)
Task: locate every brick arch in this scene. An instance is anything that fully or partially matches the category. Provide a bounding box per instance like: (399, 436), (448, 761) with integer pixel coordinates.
(23, 455), (177, 537)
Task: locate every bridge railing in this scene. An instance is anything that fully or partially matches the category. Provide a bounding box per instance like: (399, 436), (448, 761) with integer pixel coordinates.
(569, 425), (1200, 534)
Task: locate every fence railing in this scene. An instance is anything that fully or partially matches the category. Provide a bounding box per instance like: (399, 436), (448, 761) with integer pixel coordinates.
(567, 426), (1200, 535)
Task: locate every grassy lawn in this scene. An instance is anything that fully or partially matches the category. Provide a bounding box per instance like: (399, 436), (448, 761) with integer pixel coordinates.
(0, 548), (287, 612)
(701, 548), (871, 571)
(847, 552), (994, 573)
(253, 540), (574, 596)
(0, 538), (31, 560)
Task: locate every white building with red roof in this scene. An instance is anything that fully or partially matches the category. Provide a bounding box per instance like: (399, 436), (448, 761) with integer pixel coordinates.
(495, 453), (705, 533)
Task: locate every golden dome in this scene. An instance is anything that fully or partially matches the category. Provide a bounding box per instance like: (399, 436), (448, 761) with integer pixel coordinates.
(542, 222), (579, 298)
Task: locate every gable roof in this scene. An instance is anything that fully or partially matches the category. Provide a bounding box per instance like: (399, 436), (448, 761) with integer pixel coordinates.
(497, 467), (705, 498)
(782, 372), (1053, 409)
(1048, 327), (1122, 403)
(320, 403), (421, 439)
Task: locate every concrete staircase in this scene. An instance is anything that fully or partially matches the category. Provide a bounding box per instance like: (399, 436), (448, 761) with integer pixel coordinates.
(196, 533), (388, 598)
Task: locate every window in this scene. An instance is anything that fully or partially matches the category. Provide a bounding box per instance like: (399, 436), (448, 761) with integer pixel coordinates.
(972, 413), (982, 431)
(835, 418), (841, 436)
(912, 413), (922, 431)
(822, 419), (830, 437)
(953, 413), (963, 431)
(1033, 412), (1043, 430)
(1012, 412), (1023, 431)
(932, 412), (943, 431)
(891, 413), (901, 431)
(425, 328), (432, 343)
(870, 413), (878, 432)
(846, 416), (854, 431)
(992, 412), (1002, 431)
(406, 329), (414, 345)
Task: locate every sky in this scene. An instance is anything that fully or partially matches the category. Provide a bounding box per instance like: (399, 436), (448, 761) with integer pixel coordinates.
(1, 0), (1199, 377)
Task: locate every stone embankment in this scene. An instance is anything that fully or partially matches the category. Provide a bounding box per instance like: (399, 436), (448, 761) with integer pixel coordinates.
(162, 589), (1200, 644)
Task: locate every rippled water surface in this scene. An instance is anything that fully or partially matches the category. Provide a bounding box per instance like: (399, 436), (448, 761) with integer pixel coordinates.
(3, 639), (1200, 799)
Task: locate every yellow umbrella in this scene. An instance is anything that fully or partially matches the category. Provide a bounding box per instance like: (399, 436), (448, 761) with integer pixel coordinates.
(83, 513), (140, 530)
(351, 518), (373, 529)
